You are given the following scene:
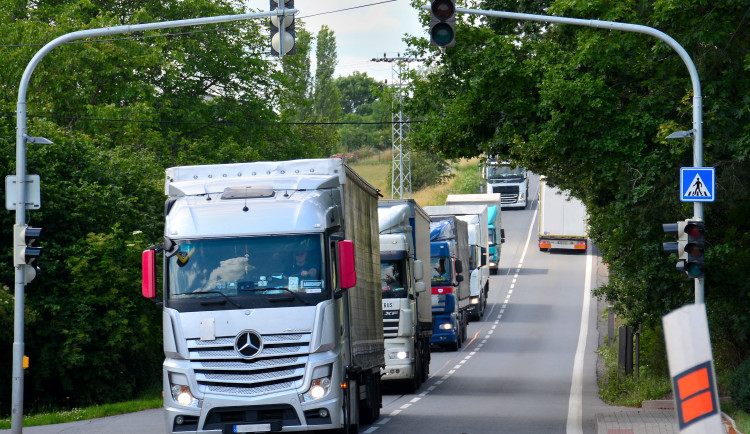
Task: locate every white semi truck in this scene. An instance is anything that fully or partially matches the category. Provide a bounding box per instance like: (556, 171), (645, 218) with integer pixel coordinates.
(142, 158), (384, 434)
(484, 159), (529, 209)
(444, 193), (505, 275)
(423, 205), (490, 321)
(377, 199), (432, 392)
(538, 176), (588, 252)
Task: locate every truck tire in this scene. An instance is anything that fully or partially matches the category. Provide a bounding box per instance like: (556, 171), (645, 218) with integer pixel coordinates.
(420, 342), (430, 382)
(358, 371), (381, 425)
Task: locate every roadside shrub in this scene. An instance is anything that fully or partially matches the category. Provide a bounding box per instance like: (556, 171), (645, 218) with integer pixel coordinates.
(730, 357), (750, 413)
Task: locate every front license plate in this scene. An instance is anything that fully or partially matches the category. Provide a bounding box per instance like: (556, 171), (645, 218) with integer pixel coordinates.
(234, 423), (271, 433)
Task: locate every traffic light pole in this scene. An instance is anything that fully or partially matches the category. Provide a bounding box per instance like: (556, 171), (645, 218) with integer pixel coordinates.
(426, 5), (705, 303)
(10, 9), (291, 433)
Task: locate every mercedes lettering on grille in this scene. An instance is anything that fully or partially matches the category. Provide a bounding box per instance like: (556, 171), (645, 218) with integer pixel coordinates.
(235, 330), (263, 359)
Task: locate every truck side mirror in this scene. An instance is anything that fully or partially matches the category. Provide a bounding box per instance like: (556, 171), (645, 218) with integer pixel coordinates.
(338, 240), (357, 290)
(413, 260), (424, 281)
(481, 247), (487, 267)
(455, 259), (463, 274)
(500, 229), (506, 244)
(415, 281), (426, 293)
(142, 249), (157, 299)
(455, 275), (464, 284)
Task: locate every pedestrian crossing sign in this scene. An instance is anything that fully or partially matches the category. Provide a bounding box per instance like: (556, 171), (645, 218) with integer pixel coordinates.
(680, 167), (715, 202)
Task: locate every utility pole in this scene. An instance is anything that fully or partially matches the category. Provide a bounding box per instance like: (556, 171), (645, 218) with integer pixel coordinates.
(371, 54), (419, 199)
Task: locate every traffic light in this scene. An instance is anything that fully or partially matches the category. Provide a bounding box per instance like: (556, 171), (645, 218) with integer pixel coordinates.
(14, 224), (42, 283)
(662, 219), (705, 279)
(429, 0), (456, 47)
(270, 0), (295, 56)
(683, 220), (705, 278)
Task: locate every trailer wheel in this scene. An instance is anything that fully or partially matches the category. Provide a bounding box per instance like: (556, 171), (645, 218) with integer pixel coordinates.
(358, 371), (381, 425)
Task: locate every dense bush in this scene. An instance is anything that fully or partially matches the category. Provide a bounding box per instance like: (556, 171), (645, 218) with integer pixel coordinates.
(730, 358), (750, 413)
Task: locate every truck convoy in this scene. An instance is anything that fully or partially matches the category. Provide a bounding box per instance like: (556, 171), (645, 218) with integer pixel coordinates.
(424, 214), (471, 350)
(142, 158), (384, 434)
(424, 205), (490, 321)
(483, 158), (530, 209)
(538, 176), (589, 252)
(377, 199), (432, 392)
(444, 194), (505, 275)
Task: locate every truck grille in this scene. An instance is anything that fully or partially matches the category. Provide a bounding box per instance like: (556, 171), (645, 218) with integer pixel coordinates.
(187, 333), (310, 396)
(382, 310), (400, 339)
(492, 185), (520, 204)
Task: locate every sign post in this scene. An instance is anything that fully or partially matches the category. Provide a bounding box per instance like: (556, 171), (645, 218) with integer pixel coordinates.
(663, 304), (722, 432)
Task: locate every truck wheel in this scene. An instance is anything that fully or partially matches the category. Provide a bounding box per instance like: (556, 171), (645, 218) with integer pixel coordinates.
(421, 344), (430, 382)
(359, 371), (380, 425)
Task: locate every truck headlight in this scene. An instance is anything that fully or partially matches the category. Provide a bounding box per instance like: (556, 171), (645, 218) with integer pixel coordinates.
(439, 323), (453, 330)
(301, 377), (332, 402)
(170, 384), (200, 408)
(389, 351), (409, 360)
(471, 297), (479, 305)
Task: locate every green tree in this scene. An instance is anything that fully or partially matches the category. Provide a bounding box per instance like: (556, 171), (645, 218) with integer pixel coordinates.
(312, 25), (342, 122)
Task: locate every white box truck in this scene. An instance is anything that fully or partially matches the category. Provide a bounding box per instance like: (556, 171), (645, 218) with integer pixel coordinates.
(377, 199), (432, 392)
(423, 204), (490, 321)
(142, 158), (384, 433)
(538, 176), (588, 252)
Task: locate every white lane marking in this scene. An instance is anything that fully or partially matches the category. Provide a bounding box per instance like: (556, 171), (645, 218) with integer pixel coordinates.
(364, 427), (379, 433)
(377, 418), (391, 425)
(410, 397), (421, 403)
(400, 403), (411, 409)
(566, 250), (594, 433)
(448, 370), (456, 374)
(427, 385), (436, 391)
(390, 409), (401, 416)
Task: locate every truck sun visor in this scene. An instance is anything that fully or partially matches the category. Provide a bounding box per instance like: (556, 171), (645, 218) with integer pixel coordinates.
(221, 185), (275, 199)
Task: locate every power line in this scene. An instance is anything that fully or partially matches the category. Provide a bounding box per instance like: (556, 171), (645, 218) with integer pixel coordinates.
(0, 0), (400, 48)
(0, 112), (421, 126)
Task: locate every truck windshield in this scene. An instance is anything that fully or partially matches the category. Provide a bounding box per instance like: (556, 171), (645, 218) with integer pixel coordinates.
(487, 165), (524, 182)
(166, 234), (327, 312)
(430, 256), (452, 284)
(381, 260), (407, 299)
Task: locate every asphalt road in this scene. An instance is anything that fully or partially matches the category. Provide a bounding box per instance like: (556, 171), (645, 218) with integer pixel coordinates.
(3, 174), (609, 434)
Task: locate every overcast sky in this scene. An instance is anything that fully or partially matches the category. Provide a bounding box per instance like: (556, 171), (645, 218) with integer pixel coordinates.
(245, 0), (427, 83)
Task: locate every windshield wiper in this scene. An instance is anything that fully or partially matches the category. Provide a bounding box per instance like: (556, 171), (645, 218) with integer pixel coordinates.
(268, 288), (311, 306)
(196, 290), (242, 308)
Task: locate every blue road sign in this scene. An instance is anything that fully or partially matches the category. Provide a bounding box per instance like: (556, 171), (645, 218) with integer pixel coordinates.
(681, 167), (715, 202)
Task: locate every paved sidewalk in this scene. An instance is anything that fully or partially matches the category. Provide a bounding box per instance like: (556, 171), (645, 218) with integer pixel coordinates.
(594, 408), (740, 434)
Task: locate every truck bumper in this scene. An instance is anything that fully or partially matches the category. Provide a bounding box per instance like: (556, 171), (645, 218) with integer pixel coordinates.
(381, 338), (416, 381)
(539, 238), (587, 251)
(430, 313), (458, 345)
(163, 355), (347, 433)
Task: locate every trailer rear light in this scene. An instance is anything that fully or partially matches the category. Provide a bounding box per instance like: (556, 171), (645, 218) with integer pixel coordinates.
(539, 241), (551, 249)
(574, 242), (587, 249)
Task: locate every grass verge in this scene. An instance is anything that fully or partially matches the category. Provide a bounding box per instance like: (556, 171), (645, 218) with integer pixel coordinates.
(0, 391), (162, 429)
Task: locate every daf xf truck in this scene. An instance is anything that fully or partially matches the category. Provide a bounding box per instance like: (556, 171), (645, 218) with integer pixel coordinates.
(377, 199), (432, 392)
(142, 158), (384, 434)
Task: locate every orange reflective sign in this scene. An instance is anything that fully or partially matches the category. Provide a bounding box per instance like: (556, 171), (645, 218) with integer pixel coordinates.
(673, 361), (718, 429)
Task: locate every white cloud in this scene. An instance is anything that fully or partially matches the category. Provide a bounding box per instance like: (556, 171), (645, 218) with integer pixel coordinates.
(246, 0), (427, 82)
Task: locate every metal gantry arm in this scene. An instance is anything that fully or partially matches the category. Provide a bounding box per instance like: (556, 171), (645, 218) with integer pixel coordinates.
(11, 9), (293, 433)
(421, 5), (705, 303)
